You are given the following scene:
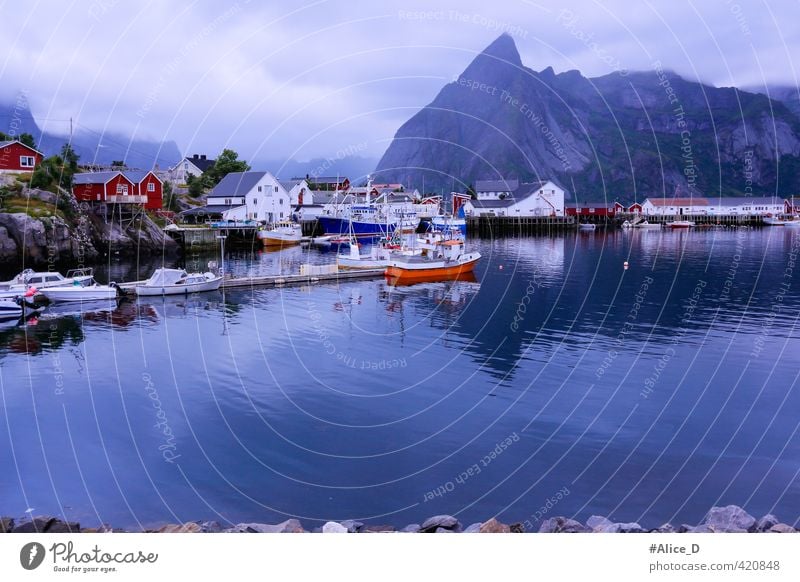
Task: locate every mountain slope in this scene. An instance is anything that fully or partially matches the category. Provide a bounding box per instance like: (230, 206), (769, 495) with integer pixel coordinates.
(374, 34), (800, 201)
(0, 99), (181, 169)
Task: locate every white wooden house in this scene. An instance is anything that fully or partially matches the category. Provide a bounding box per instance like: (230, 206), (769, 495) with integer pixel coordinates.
(464, 179), (566, 217)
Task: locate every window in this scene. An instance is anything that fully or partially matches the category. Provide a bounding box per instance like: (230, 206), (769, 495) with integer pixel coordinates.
(116, 184), (128, 195)
(147, 183), (155, 192)
(274, 186), (279, 192)
(279, 199), (283, 205)
(20, 156), (35, 168)
(258, 186), (262, 192)
(225, 198), (231, 205)
(253, 198), (257, 205)
(184, 162), (189, 170)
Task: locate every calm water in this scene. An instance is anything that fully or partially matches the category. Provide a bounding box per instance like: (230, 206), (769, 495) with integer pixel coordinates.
(2, 228), (800, 530)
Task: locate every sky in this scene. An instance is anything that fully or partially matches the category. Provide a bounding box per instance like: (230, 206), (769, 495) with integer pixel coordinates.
(2, 0), (798, 165)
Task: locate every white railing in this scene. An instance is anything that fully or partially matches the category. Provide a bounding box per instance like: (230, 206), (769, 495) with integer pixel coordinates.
(107, 195), (148, 204)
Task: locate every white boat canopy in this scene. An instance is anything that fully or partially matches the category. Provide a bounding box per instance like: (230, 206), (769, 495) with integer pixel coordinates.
(144, 269), (189, 286)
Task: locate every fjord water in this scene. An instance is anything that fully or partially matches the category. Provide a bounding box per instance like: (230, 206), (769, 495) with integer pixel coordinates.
(2, 228), (799, 530)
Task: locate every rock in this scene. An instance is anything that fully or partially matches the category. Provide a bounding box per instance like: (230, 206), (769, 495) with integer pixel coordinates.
(756, 514), (779, 532)
(538, 517), (586, 533)
(322, 521), (348, 533)
(157, 523), (198, 533)
(655, 523), (675, 533)
(479, 518), (510, 533)
(703, 505), (756, 532)
(509, 523), (524, 533)
(229, 519), (305, 533)
(340, 520), (364, 533)
(46, 519), (80, 533)
(362, 524), (395, 533)
(435, 527), (455, 533)
(768, 523), (797, 533)
(420, 515), (461, 533)
(0, 227), (18, 262)
(586, 515), (613, 531)
(402, 524), (421, 533)
(600, 522), (643, 533)
(678, 524), (694, 533)
(0, 517), (13, 533)
(463, 523), (482, 533)
(13, 516), (55, 533)
(692, 525), (719, 533)
(200, 521), (222, 533)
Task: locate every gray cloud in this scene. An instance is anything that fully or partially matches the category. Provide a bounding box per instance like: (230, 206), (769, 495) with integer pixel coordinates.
(2, 0), (797, 164)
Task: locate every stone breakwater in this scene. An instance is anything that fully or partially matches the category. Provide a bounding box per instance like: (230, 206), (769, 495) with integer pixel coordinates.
(1, 506), (797, 534)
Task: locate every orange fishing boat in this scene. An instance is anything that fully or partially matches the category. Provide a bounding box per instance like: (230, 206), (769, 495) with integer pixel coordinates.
(384, 239), (481, 282)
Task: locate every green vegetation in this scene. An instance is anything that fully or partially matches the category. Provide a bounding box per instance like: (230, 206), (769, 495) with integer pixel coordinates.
(0, 131), (36, 149)
(204, 148), (250, 186)
(29, 143), (81, 191)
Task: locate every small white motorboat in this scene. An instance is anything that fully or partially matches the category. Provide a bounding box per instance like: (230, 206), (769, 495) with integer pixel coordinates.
(38, 275), (119, 302)
(0, 268), (96, 298)
(0, 293), (45, 320)
(135, 268), (222, 296)
(763, 216), (788, 226)
(258, 221), (303, 247)
(665, 220), (695, 229)
(633, 220), (662, 229)
(578, 223), (596, 231)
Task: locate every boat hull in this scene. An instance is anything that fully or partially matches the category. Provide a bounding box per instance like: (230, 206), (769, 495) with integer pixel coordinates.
(385, 255), (480, 281)
(40, 287), (118, 302)
(261, 235), (301, 247)
(318, 216), (392, 238)
(431, 216), (467, 236)
(135, 277), (222, 296)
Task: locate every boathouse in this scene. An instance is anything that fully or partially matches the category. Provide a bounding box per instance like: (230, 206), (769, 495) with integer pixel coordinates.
(463, 179), (566, 217)
(73, 170), (162, 210)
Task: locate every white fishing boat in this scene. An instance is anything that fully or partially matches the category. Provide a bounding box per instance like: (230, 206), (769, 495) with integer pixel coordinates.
(258, 221), (303, 247)
(633, 220), (661, 229)
(39, 275), (119, 302)
(763, 216), (788, 226)
(665, 220), (695, 229)
(0, 268), (96, 298)
(135, 268), (222, 296)
(578, 223), (596, 231)
(0, 298), (25, 320)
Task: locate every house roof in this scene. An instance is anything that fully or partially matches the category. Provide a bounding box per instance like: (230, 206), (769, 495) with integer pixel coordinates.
(565, 202), (615, 208)
(475, 179), (519, 192)
(179, 204), (243, 217)
(184, 156), (215, 172)
(646, 197), (710, 206)
(123, 170), (160, 184)
(305, 176), (349, 183)
(208, 171), (266, 198)
(0, 139), (43, 156)
(279, 179), (305, 191)
(73, 171), (131, 185)
(468, 198), (516, 208)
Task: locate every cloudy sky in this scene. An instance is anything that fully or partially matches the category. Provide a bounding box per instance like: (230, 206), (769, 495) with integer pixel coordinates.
(2, 0), (798, 165)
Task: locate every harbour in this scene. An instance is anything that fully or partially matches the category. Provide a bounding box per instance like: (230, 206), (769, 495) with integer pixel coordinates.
(2, 228), (799, 531)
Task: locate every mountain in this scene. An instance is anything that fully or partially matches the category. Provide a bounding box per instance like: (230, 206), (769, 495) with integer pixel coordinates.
(0, 99), (181, 169)
(374, 34), (800, 201)
(252, 155), (379, 184)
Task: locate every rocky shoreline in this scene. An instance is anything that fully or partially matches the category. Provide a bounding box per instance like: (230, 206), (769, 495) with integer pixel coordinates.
(1, 505), (796, 534)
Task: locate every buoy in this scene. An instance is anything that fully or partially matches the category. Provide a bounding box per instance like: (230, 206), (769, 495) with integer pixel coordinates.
(623, 260), (629, 270)
(499, 265), (504, 270)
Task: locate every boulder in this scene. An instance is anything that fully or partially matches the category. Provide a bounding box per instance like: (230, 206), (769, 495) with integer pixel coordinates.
(768, 523), (797, 533)
(402, 524), (421, 533)
(157, 523), (201, 533)
(13, 517), (55, 533)
(756, 514), (779, 532)
(420, 515), (461, 533)
(703, 505), (756, 532)
(362, 524), (395, 533)
(463, 523), (482, 533)
(0, 227), (17, 262)
(479, 518), (510, 533)
(322, 521), (348, 533)
(509, 523), (525, 533)
(340, 520), (364, 533)
(229, 519), (305, 533)
(655, 523), (675, 533)
(435, 527), (455, 533)
(599, 522), (643, 533)
(0, 517), (13, 533)
(200, 521), (222, 533)
(586, 515), (613, 531)
(538, 517), (586, 533)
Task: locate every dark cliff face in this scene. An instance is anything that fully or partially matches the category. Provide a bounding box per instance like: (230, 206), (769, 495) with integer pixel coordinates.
(374, 34), (800, 201)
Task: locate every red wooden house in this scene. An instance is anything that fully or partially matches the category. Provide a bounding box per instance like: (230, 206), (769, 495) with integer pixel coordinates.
(72, 170), (162, 210)
(0, 140), (43, 173)
(565, 202), (617, 217)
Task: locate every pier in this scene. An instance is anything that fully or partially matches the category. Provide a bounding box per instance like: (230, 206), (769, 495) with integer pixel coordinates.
(466, 216), (576, 236)
(117, 268), (386, 293)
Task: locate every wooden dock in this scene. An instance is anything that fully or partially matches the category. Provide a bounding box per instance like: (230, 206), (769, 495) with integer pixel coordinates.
(117, 268), (385, 293)
(466, 216), (575, 235)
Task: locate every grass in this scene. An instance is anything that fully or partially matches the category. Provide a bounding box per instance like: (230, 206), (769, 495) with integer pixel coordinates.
(2, 196), (65, 220)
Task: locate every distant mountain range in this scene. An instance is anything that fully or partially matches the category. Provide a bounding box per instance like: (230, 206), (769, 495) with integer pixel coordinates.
(374, 34), (800, 201)
(0, 100), (182, 170)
